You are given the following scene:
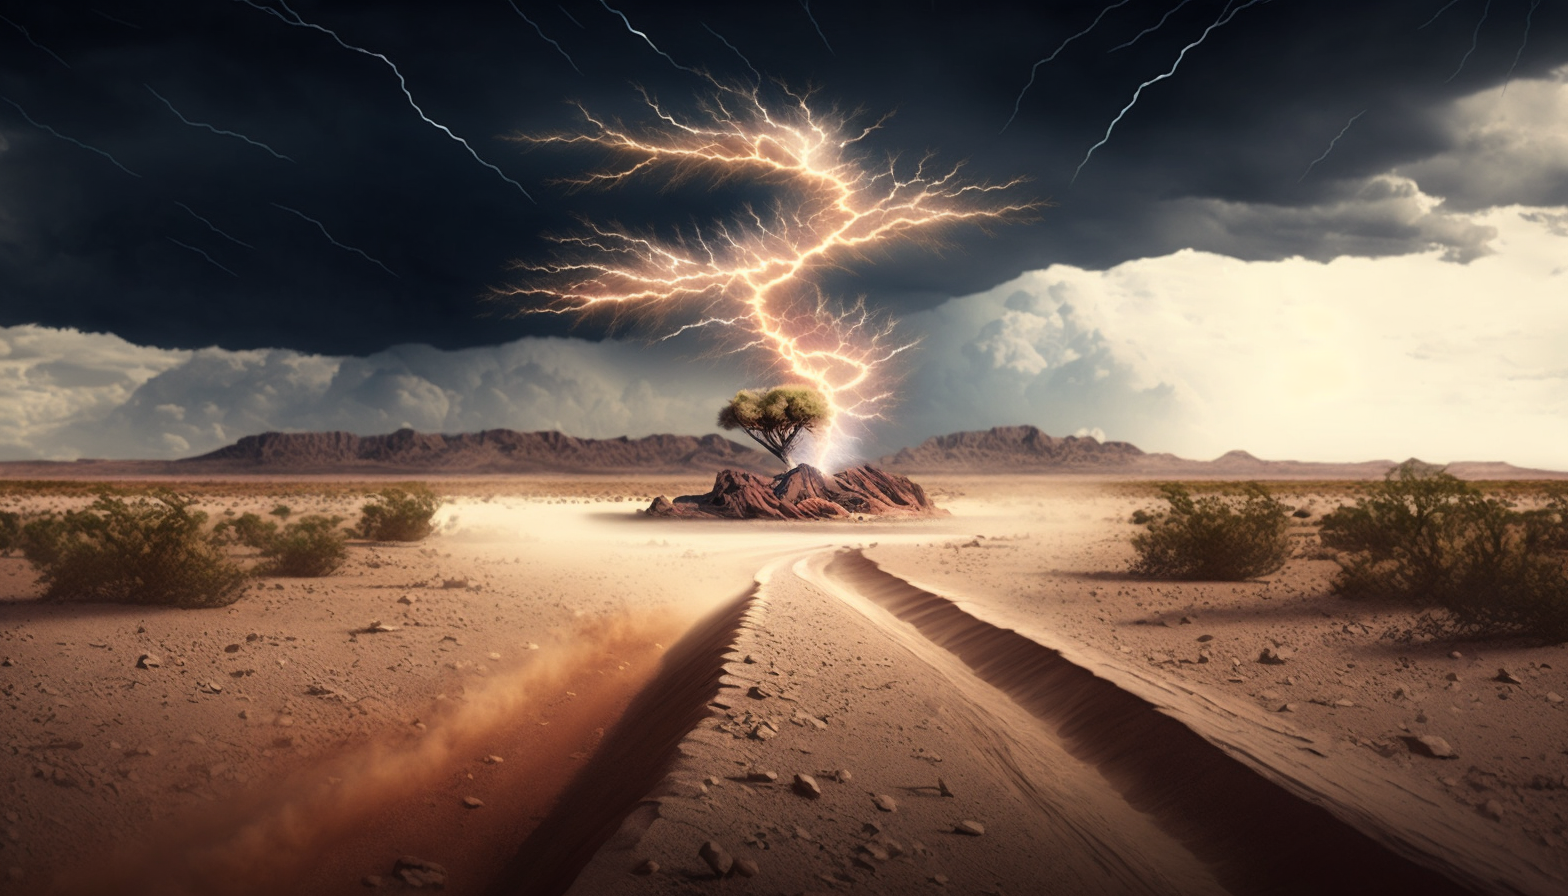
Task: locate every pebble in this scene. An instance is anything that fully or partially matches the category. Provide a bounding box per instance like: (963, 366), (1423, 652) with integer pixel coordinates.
(746, 770), (779, 783)
(1481, 799), (1505, 821)
(747, 685), (770, 700)
(873, 793), (898, 812)
(462, 796), (484, 808)
(938, 777), (955, 797)
(1196, 634), (1214, 643)
(1548, 693), (1564, 704)
(633, 859), (659, 875)
(484, 755), (504, 764)
(394, 856), (446, 889)
(1449, 651), (1462, 659)
(733, 857), (759, 878)
(1411, 735), (1456, 759)
(1495, 669), (1523, 685)
(698, 841), (733, 878)
(1276, 703), (1296, 713)
(1257, 646), (1294, 665)
(362, 874), (382, 888)
(136, 653), (161, 669)
(954, 820), (985, 836)
(792, 774), (822, 799)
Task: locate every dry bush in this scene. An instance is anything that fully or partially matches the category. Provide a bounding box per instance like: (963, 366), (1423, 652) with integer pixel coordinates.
(1320, 462), (1568, 642)
(357, 485), (440, 542)
(1129, 483), (1290, 581)
(260, 515), (348, 577)
(18, 492), (247, 608)
(0, 510), (19, 555)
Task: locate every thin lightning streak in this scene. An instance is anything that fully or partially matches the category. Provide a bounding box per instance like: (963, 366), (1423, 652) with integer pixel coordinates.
(175, 202), (254, 249)
(1419, 0), (1464, 29)
(1299, 109), (1366, 182)
(1004, 0), (1133, 133)
(0, 97), (140, 177)
(1109, 0), (1196, 52)
(1446, 0), (1490, 83)
(800, 1), (833, 54)
(0, 14), (69, 68)
(597, 0), (696, 72)
(271, 203), (399, 278)
(506, 0), (581, 74)
(702, 23), (762, 86)
(233, 0), (533, 201)
(93, 9), (142, 29)
(146, 85), (294, 161)
(1073, 0), (1273, 183)
(167, 238), (239, 278)
(1502, 0), (1539, 93)
(503, 78), (1034, 466)
(558, 4), (583, 27)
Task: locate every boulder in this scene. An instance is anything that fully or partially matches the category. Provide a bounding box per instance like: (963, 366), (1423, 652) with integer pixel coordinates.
(646, 464), (945, 520)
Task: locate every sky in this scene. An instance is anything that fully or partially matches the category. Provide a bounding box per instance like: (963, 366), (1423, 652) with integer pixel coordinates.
(1, 0), (1565, 468)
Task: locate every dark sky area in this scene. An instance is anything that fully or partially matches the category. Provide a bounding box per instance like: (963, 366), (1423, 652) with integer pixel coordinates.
(1, 0), (1564, 356)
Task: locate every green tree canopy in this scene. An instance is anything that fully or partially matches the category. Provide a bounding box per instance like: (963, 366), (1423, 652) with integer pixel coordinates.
(717, 386), (829, 468)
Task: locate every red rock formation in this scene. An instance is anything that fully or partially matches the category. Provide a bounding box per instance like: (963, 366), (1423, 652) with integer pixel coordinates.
(646, 464), (944, 520)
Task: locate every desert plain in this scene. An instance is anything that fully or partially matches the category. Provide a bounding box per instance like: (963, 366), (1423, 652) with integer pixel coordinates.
(0, 474), (1565, 896)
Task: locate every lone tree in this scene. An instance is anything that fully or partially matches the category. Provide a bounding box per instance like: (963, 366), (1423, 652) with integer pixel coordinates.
(717, 386), (829, 468)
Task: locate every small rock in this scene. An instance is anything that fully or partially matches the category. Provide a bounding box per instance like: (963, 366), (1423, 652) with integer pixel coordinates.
(1258, 646), (1294, 665)
(136, 653), (161, 669)
(873, 793), (897, 812)
(793, 774), (822, 799)
(954, 820), (985, 836)
(633, 859), (659, 875)
(1180, 615), (1195, 624)
(734, 857), (759, 878)
(698, 841), (733, 878)
(362, 874), (382, 888)
(747, 770), (779, 783)
(833, 768), (852, 783)
(1548, 693), (1564, 704)
(484, 755), (504, 764)
(1449, 651), (1462, 659)
(364, 621), (400, 634)
(462, 796), (484, 809)
(1333, 699), (1354, 708)
(1196, 634), (1214, 643)
(932, 873), (949, 885)
(1495, 669), (1523, 685)
(938, 777), (955, 797)
(747, 685), (769, 699)
(397, 595), (415, 605)
(1446, 672), (1460, 682)
(394, 856), (446, 889)
(1406, 735), (1457, 759)
(1276, 703), (1297, 713)
(1481, 799), (1505, 821)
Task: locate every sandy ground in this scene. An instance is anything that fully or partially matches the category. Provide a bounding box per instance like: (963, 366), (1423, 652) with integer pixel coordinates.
(1, 475), (1565, 894)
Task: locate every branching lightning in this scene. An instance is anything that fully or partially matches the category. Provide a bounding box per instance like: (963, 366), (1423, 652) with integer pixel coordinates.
(1072, 0), (1274, 183)
(558, 4), (584, 28)
(1109, 0), (1197, 52)
(233, 0), (533, 200)
(799, 1), (834, 54)
(93, 9), (142, 30)
(0, 96), (140, 178)
(272, 203), (399, 278)
(0, 14), (69, 68)
(1419, 0), (1464, 30)
(507, 0), (581, 74)
(146, 85), (294, 161)
(702, 23), (762, 86)
(499, 79), (1033, 466)
(176, 202), (254, 249)
(1299, 109), (1366, 182)
(597, 0), (696, 73)
(1502, 0), (1539, 93)
(1003, 0), (1133, 133)
(1445, 0), (1491, 83)
(167, 237), (239, 278)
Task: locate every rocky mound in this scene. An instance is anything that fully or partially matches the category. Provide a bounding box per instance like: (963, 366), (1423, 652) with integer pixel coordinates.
(174, 428), (771, 474)
(881, 425), (1147, 471)
(646, 464), (945, 520)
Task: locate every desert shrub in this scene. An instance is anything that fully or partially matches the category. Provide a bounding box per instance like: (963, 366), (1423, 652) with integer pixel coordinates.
(260, 514), (348, 577)
(217, 512), (278, 549)
(1320, 462), (1568, 641)
(17, 492), (247, 608)
(357, 485), (440, 541)
(0, 511), (20, 554)
(269, 504), (292, 520)
(1129, 483), (1290, 580)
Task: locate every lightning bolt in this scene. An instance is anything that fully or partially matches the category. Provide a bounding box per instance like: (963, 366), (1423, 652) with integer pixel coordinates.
(233, 0), (533, 201)
(597, 0), (696, 73)
(507, 0), (581, 74)
(500, 78), (1033, 467)
(702, 23), (762, 86)
(1445, 0), (1491, 83)
(0, 14), (69, 68)
(175, 202), (254, 249)
(0, 96), (140, 177)
(1073, 0), (1274, 184)
(93, 9), (142, 30)
(558, 5), (584, 28)
(799, 1), (834, 54)
(1502, 0), (1539, 93)
(146, 85), (294, 162)
(1003, 0), (1134, 133)
(167, 237), (240, 278)
(1419, 0), (1464, 30)
(271, 203), (399, 278)
(1298, 109), (1367, 182)
(1109, 0), (1197, 52)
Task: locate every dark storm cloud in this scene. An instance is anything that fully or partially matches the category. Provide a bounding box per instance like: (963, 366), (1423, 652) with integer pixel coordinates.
(0, 0), (1564, 355)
